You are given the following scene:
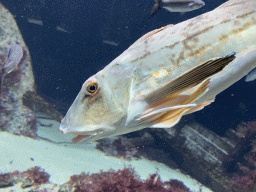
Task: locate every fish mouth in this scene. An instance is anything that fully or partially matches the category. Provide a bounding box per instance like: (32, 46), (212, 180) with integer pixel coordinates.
(59, 124), (104, 143)
(59, 124), (102, 135)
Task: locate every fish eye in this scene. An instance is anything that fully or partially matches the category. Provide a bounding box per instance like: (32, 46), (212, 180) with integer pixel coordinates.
(87, 83), (98, 93)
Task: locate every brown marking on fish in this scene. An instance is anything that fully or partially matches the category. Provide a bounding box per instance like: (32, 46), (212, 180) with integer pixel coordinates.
(131, 51), (151, 63)
(192, 37), (200, 43)
(221, 18), (231, 24)
(219, 34), (229, 42)
(159, 41), (179, 50)
(138, 25), (170, 42)
(158, 64), (166, 68)
(175, 51), (185, 66)
(231, 18), (256, 35)
(186, 26), (214, 40)
(233, 20), (241, 26)
(169, 57), (176, 64)
(187, 43), (212, 58)
(236, 10), (255, 18)
(171, 54), (176, 58)
(182, 40), (197, 51)
(111, 63), (119, 67)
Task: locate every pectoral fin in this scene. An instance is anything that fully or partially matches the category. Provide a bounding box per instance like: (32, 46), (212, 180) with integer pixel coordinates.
(145, 78), (210, 128)
(144, 52), (236, 106)
(135, 52), (236, 128)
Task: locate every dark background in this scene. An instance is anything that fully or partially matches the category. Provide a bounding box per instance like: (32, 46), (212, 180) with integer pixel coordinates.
(1, 0), (256, 135)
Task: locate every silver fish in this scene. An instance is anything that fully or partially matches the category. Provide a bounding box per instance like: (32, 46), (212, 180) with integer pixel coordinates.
(245, 68), (256, 82)
(1, 44), (23, 93)
(27, 18), (70, 34)
(60, 0), (256, 144)
(151, 0), (205, 15)
(3, 44), (23, 74)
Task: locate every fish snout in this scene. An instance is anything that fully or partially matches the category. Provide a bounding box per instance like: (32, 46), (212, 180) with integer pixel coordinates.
(59, 124), (69, 134)
(200, 1), (205, 7)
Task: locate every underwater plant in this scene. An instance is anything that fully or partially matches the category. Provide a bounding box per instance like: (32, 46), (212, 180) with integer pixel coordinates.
(0, 166), (50, 189)
(222, 121), (256, 190)
(68, 166), (191, 192)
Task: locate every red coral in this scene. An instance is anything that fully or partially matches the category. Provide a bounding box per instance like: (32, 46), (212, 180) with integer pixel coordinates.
(22, 166), (50, 185)
(69, 167), (191, 192)
(222, 121), (256, 190)
(230, 166), (256, 190)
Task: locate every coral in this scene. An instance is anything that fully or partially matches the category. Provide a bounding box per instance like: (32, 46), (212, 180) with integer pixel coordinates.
(230, 166), (256, 190)
(68, 166), (191, 192)
(96, 137), (140, 160)
(0, 45), (38, 139)
(221, 121), (256, 190)
(0, 166), (50, 189)
(21, 166), (50, 185)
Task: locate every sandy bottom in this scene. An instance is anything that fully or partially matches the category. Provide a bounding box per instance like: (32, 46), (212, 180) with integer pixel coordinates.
(0, 114), (212, 192)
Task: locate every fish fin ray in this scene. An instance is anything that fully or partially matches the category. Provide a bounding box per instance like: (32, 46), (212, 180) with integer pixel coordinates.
(150, 109), (189, 128)
(136, 79), (210, 127)
(149, 79), (210, 126)
(185, 97), (215, 115)
(144, 52), (236, 106)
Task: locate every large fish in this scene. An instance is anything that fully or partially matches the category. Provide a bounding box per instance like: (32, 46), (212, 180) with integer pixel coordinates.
(60, 0), (256, 144)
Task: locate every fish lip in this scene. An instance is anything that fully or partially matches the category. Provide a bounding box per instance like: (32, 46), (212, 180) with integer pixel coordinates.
(59, 124), (68, 134)
(59, 124), (103, 136)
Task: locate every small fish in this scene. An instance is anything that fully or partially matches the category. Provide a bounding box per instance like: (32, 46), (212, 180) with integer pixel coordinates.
(245, 68), (256, 82)
(60, 0), (256, 144)
(1, 44), (23, 93)
(27, 18), (70, 34)
(151, 0), (205, 16)
(103, 40), (119, 46)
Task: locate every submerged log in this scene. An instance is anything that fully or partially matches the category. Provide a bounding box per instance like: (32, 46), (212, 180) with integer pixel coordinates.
(147, 122), (245, 192)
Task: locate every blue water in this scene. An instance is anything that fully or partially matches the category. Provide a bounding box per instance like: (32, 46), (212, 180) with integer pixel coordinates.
(1, 0), (255, 135)
(1, 0), (256, 191)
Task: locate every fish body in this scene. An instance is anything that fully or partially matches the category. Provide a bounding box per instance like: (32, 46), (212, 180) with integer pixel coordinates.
(27, 18), (70, 34)
(60, 0), (256, 144)
(245, 68), (256, 82)
(151, 0), (205, 15)
(103, 40), (119, 46)
(1, 44), (23, 93)
(3, 44), (23, 74)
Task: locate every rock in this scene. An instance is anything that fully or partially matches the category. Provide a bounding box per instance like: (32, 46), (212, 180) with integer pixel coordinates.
(0, 2), (37, 138)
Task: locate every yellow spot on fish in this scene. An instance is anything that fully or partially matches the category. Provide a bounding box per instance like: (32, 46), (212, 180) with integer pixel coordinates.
(152, 69), (168, 79)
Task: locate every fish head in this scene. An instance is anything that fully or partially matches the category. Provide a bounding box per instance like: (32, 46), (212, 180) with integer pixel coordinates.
(59, 64), (134, 143)
(187, 0), (205, 10)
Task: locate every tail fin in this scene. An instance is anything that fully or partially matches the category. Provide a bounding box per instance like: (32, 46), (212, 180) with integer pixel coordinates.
(150, 0), (162, 16)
